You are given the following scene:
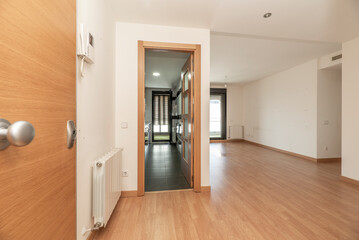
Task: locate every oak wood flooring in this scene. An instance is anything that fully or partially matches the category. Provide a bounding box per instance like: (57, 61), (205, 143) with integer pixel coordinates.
(94, 142), (359, 240)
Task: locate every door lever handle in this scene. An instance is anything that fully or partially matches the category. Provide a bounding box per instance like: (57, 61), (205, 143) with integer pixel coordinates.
(0, 118), (35, 150)
(67, 120), (76, 149)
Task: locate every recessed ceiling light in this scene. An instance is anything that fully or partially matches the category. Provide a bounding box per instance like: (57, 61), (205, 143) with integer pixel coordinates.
(263, 12), (272, 18)
(153, 72), (160, 76)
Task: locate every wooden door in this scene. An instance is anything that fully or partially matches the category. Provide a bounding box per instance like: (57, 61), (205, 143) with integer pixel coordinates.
(181, 54), (194, 187)
(0, 1), (76, 239)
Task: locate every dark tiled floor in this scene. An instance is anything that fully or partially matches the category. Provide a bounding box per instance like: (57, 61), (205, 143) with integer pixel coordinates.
(145, 144), (190, 192)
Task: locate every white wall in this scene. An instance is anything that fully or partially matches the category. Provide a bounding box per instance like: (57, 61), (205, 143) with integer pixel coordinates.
(210, 83), (244, 139)
(242, 60), (318, 158)
(116, 23), (210, 190)
(77, 1), (116, 239)
(317, 69), (342, 159)
(227, 84), (244, 139)
(342, 37), (359, 181)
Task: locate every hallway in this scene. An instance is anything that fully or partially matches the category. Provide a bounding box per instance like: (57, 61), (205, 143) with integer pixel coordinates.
(145, 144), (190, 191)
(94, 142), (359, 240)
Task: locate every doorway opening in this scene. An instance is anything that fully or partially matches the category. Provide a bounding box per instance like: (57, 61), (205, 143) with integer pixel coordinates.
(145, 50), (190, 191)
(317, 64), (342, 162)
(138, 41), (202, 196)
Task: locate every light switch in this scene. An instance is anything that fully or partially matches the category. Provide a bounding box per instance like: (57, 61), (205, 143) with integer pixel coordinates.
(121, 122), (128, 129)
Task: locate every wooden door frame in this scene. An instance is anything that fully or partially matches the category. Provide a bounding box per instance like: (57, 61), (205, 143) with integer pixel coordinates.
(138, 41), (201, 196)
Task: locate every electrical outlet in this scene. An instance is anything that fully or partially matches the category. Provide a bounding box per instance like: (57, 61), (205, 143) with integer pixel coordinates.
(122, 170), (129, 177)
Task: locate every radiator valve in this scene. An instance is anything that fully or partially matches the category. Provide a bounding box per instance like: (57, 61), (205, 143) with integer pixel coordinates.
(81, 222), (103, 236)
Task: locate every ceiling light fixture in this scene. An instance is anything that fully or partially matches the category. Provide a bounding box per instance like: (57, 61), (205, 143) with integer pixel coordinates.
(153, 72), (160, 77)
(263, 12), (272, 18)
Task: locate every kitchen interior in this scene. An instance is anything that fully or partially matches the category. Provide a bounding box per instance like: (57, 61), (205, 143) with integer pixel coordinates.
(144, 49), (191, 191)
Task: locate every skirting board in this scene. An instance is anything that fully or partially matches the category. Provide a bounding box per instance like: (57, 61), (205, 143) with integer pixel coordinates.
(210, 139), (243, 143)
(146, 187), (211, 193)
(145, 189), (193, 194)
(341, 176), (359, 186)
(201, 186), (211, 192)
(123, 188), (211, 197)
(121, 190), (138, 198)
(243, 140), (341, 163)
(317, 158), (342, 163)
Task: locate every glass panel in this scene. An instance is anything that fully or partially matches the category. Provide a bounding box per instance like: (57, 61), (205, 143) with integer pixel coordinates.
(185, 141), (189, 162)
(177, 139), (182, 153)
(179, 122), (183, 134)
(184, 71), (189, 91)
(177, 92), (182, 115)
(153, 125), (160, 133)
(161, 125), (168, 132)
(184, 95), (188, 114)
(210, 95), (222, 138)
(184, 119), (188, 137)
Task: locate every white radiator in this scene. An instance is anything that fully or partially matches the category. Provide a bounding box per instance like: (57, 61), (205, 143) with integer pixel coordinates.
(93, 148), (123, 227)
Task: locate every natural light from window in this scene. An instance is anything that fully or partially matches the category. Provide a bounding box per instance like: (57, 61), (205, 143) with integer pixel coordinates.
(210, 96), (221, 138)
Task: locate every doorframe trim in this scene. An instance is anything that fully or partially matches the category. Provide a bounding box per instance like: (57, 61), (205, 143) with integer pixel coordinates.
(137, 41), (201, 196)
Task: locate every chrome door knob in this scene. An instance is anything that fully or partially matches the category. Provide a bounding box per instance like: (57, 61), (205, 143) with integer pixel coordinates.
(0, 119), (35, 150)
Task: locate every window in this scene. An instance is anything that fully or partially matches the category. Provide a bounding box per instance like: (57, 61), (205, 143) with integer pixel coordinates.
(210, 96), (221, 138)
(152, 92), (171, 141)
(210, 88), (227, 139)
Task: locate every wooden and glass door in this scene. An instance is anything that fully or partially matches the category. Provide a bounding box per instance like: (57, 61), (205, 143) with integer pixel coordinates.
(181, 55), (194, 187)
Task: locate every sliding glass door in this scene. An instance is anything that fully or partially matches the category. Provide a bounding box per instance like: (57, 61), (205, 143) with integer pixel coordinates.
(152, 91), (171, 142)
(210, 88), (227, 140)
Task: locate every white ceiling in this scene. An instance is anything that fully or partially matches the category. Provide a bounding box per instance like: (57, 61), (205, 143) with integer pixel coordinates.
(211, 34), (341, 83)
(110, 0), (357, 83)
(145, 50), (189, 88)
(109, 0), (359, 43)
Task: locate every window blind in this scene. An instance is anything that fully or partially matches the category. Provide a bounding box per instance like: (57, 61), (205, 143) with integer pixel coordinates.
(153, 94), (169, 133)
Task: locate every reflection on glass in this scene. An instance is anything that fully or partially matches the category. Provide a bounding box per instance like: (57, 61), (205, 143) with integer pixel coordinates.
(177, 92), (182, 115)
(184, 95), (188, 114)
(184, 71), (189, 91)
